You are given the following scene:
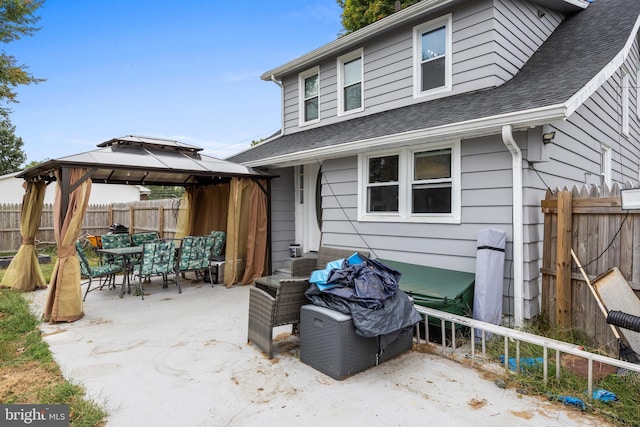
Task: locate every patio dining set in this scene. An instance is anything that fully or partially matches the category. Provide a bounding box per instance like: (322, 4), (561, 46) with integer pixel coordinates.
(78, 230), (226, 301)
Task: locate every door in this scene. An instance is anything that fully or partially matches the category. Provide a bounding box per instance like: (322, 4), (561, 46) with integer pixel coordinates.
(295, 163), (322, 253)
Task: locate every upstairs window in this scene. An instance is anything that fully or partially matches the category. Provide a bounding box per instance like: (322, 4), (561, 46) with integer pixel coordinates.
(338, 49), (364, 115)
(413, 14), (452, 97)
(299, 67), (320, 125)
(622, 72), (630, 136)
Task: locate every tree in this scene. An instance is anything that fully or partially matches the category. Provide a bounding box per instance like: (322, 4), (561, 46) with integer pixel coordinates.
(0, 116), (26, 174)
(337, 0), (421, 34)
(0, 0), (45, 117)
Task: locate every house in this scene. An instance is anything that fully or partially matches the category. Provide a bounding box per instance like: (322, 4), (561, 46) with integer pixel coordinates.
(228, 0), (640, 326)
(0, 171), (150, 204)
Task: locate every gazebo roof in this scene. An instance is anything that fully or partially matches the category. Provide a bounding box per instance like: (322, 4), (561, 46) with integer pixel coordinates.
(17, 135), (275, 186)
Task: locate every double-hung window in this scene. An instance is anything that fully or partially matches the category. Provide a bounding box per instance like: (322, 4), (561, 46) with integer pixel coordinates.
(413, 14), (452, 97)
(299, 67), (320, 125)
(359, 141), (460, 223)
(338, 49), (363, 115)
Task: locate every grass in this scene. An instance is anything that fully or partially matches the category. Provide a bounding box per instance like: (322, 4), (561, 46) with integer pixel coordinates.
(0, 247), (107, 426)
(475, 318), (640, 426)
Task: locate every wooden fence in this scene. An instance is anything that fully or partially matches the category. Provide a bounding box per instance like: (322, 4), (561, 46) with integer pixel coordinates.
(541, 183), (640, 354)
(0, 199), (181, 253)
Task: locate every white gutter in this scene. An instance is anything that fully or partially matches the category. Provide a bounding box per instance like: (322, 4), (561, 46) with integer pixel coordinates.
(240, 103), (567, 167)
(501, 125), (524, 328)
(270, 75), (284, 138)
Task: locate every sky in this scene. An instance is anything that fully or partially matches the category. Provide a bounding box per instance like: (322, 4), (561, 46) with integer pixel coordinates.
(7, 0), (344, 164)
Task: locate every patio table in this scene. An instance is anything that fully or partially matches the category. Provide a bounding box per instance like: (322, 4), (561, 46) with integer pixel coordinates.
(98, 245), (143, 297)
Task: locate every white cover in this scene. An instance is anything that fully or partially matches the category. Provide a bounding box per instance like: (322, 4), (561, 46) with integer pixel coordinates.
(473, 228), (507, 334)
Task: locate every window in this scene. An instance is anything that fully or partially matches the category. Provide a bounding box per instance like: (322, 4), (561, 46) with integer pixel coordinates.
(299, 67), (320, 125)
(359, 141), (460, 223)
(337, 49), (363, 115)
(413, 14), (452, 97)
(601, 144), (612, 187)
(622, 72), (630, 136)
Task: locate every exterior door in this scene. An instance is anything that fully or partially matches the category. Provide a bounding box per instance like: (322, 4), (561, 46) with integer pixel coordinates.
(296, 163), (322, 253)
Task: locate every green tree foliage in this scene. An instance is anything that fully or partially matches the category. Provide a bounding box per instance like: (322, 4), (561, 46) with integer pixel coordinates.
(0, 0), (45, 117)
(337, 0), (421, 34)
(0, 116), (26, 173)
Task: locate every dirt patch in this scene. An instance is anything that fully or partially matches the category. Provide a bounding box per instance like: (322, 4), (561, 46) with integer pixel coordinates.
(414, 343), (439, 354)
(561, 354), (618, 380)
(468, 398), (487, 409)
(510, 410), (533, 419)
(0, 362), (61, 403)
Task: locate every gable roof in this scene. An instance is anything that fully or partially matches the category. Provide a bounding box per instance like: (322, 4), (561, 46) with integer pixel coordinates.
(18, 135), (275, 186)
(230, 0), (640, 167)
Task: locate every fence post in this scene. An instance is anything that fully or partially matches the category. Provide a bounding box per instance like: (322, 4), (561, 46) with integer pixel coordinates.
(158, 206), (164, 238)
(556, 190), (573, 327)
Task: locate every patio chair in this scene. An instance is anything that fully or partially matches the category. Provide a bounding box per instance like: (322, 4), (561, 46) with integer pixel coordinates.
(290, 246), (370, 278)
(247, 246), (369, 358)
(134, 239), (177, 300)
(100, 233), (133, 265)
(131, 231), (160, 246)
(208, 230), (226, 286)
(176, 235), (216, 288)
(78, 241), (123, 301)
(247, 277), (310, 358)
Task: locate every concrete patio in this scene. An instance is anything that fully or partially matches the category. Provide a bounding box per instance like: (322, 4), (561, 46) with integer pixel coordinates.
(26, 275), (610, 426)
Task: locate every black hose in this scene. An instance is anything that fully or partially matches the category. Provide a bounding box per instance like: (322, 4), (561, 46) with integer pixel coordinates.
(607, 310), (640, 333)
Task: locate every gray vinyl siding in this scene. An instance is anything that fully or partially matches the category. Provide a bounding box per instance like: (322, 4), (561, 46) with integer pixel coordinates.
(318, 135), (514, 278)
(280, 0), (562, 136)
(269, 167), (296, 272)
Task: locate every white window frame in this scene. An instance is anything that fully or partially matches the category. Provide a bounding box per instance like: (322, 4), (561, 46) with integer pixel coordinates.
(636, 63), (640, 118)
(601, 143), (612, 188)
(622, 72), (630, 136)
(299, 66), (320, 126)
(413, 14), (452, 98)
(357, 140), (461, 223)
(337, 48), (364, 116)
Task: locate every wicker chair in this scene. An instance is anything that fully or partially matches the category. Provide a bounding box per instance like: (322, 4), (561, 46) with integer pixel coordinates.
(248, 246), (369, 358)
(248, 278), (311, 358)
(290, 246), (370, 278)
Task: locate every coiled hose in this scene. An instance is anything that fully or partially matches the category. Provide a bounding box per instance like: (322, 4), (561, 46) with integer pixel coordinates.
(607, 310), (640, 333)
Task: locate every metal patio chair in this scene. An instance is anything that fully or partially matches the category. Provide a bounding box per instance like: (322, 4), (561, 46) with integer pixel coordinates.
(176, 235), (216, 288)
(134, 239), (177, 300)
(78, 241), (123, 301)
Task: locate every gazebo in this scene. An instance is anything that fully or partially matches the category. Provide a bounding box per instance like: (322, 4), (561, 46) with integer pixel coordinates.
(3, 135), (276, 323)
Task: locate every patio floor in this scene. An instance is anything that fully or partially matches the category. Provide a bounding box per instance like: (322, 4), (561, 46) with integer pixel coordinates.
(26, 275), (611, 426)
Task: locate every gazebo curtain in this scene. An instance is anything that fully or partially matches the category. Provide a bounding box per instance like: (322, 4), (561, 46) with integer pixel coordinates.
(175, 185), (229, 238)
(174, 178), (268, 287)
(224, 178), (268, 287)
(43, 168), (92, 323)
(0, 180), (47, 291)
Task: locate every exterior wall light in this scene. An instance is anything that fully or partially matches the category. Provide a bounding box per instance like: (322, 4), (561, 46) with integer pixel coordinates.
(542, 131), (556, 144)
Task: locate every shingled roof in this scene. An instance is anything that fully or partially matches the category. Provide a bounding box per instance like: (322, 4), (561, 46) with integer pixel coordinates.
(229, 0), (640, 166)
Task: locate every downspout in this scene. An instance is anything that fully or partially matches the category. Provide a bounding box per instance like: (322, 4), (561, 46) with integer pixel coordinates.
(270, 75), (284, 137)
(501, 125), (524, 327)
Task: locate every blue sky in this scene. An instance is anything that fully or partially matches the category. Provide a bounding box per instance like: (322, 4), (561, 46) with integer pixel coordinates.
(8, 0), (343, 164)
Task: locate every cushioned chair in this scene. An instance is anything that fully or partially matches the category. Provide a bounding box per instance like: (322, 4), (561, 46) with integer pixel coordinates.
(78, 241), (123, 301)
(100, 233), (133, 266)
(134, 239), (177, 299)
(208, 231), (226, 286)
(247, 278), (310, 359)
(248, 246), (370, 358)
(176, 235), (216, 288)
(131, 231), (160, 246)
